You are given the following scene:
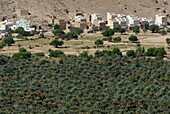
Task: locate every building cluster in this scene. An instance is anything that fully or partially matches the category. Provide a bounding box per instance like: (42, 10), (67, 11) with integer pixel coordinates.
(0, 8), (169, 38)
(66, 11), (169, 33)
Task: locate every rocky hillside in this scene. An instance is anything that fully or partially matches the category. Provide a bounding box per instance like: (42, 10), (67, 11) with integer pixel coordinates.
(0, 0), (170, 19)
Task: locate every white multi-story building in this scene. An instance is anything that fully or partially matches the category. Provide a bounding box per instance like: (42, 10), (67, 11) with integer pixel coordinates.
(115, 14), (127, 29)
(126, 15), (140, 28)
(107, 19), (119, 29)
(155, 14), (167, 27)
(91, 13), (103, 24)
(11, 19), (35, 32)
(107, 12), (117, 20)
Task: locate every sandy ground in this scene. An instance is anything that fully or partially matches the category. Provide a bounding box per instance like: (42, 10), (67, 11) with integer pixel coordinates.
(0, 33), (170, 57)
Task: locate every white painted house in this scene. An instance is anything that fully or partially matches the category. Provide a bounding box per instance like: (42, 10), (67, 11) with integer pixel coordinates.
(115, 14), (127, 29)
(155, 14), (167, 27)
(75, 15), (86, 22)
(107, 12), (117, 20)
(126, 15), (140, 28)
(11, 19), (35, 32)
(91, 13), (103, 24)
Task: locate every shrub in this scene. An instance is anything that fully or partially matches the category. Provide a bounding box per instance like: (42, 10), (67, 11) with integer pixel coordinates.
(35, 52), (45, 57)
(132, 26), (140, 34)
(53, 29), (65, 37)
(112, 48), (122, 56)
(65, 32), (78, 40)
(145, 47), (167, 57)
(54, 24), (60, 30)
(95, 39), (103, 47)
(19, 47), (27, 52)
(103, 37), (113, 42)
(102, 29), (115, 37)
(159, 30), (167, 36)
(129, 35), (138, 43)
(3, 37), (15, 46)
(149, 25), (159, 33)
(136, 47), (145, 57)
(166, 38), (170, 46)
(50, 39), (64, 48)
(74, 28), (84, 35)
(12, 52), (32, 59)
(39, 33), (45, 38)
(126, 50), (136, 57)
(0, 42), (5, 48)
(113, 37), (121, 43)
(49, 50), (65, 58)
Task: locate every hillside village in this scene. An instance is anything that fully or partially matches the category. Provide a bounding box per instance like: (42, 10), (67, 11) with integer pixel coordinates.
(0, 8), (169, 38)
(0, 8), (170, 59)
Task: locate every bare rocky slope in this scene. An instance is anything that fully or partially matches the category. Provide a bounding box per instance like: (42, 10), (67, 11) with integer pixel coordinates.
(0, 0), (170, 19)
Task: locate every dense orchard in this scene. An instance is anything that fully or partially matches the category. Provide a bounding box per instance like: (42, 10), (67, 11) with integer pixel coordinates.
(0, 54), (170, 113)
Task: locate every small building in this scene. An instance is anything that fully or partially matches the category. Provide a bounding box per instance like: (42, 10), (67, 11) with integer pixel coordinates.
(91, 13), (103, 24)
(84, 14), (91, 23)
(75, 15), (86, 22)
(16, 9), (29, 17)
(74, 21), (87, 30)
(59, 20), (66, 30)
(155, 14), (167, 27)
(140, 18), (149, 29)
(11, 19), (35, 32)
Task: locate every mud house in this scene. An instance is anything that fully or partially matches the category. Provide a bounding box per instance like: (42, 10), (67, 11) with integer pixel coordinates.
(16, 9), (29, 17)
(59, 20), (67, 30)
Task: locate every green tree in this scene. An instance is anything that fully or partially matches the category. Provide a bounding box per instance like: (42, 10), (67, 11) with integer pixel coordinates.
(0, 42), (5, 49)
(149, 25), (159, 33)
(54, 24), (60, 30)
(112, 47), (122, 56)
(12, 47), (32, 59)
(15, 27), (26, 34)
(95, 39), (104, 47)
(19, 47), (27, 52)
(126, 50), (136, 57)
(114, 26), (126, 35)
(159, 30), (167, 36)
(136, 47), (145, 57)
(129, 35), (138, 43)
(145, 47), (167, 57)
(14, 27), (32, 36)
(113, 37), (121, 43)
(166, 38), (170, 46)
(49, 49), (65, 57)
(3, 37), (15, 46)
(12, 52), (32, 59)
(74, 28), (84, 35)
(102, 29), (115, 37)
(133, 26), (140, 34)
(65, 32), (78, 40)
(39, 32), (45, 38)
(53, 29), (65, 37)
(50, 39), (64, 48)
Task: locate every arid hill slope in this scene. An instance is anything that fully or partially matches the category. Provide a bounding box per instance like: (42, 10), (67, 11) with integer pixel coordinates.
(0, 0), (169, 19)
